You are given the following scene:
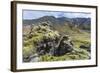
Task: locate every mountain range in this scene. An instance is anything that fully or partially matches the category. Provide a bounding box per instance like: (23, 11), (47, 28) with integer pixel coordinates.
(23, 16), (91, 31)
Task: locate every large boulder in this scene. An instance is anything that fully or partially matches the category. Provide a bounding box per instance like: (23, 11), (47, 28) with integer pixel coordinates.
(52, 35), (74, 56)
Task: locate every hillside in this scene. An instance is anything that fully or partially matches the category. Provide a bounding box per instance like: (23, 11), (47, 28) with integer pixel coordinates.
(23, 16), (91, 62)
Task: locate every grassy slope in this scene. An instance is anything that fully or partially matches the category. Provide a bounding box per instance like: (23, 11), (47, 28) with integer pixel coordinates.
(54, 24), (90, 48)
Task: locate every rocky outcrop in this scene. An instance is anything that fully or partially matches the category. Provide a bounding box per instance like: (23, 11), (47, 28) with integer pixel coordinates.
(23, 22), (90, 62)
(35, 22), (74, 56)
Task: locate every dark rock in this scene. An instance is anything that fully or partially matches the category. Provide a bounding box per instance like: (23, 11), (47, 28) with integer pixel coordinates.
(23, 56), (30, 62)
(80, 45), (89, 48)
(52, 35), (73, 56)
(80, 44), (91, 52)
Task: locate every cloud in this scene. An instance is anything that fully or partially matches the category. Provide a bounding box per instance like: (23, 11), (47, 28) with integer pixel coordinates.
(23, 10), (91, 19)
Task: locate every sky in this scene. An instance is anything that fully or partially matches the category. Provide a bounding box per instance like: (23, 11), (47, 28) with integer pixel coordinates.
(23, 10), (91, 20)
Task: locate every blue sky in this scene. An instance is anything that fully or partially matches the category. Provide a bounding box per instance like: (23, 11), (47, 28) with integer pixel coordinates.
(23, 10), (91, 20)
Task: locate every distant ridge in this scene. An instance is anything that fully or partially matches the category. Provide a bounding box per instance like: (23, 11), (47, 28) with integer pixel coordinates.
(23, 16), (91, 31)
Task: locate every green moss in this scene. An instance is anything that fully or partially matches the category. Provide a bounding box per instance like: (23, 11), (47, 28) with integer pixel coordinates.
(23, 45), (33, 57)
